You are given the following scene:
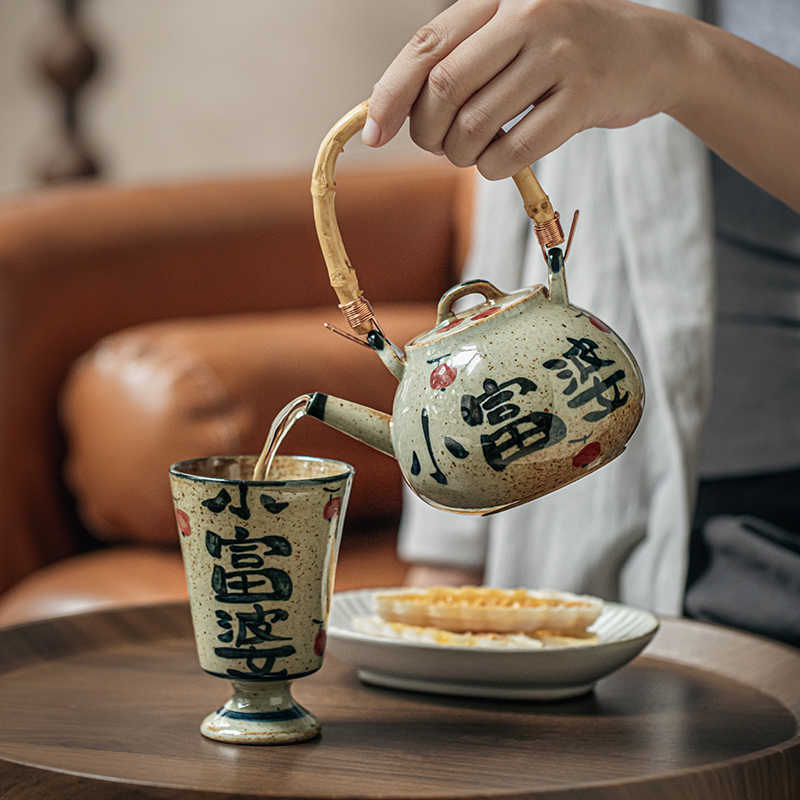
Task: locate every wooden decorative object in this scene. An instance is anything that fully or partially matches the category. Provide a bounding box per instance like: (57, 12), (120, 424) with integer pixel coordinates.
(311, 101), (563, 334)
(0, 602), (798, 798)
(34, 0), (101, 184)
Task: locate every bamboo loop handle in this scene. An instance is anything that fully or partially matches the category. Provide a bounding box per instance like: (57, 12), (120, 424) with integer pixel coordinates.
(496, 127), (564, 249)
(311, 100), (562, 333)
(508, 156), (555, 223)
(311, 101), (372, 332)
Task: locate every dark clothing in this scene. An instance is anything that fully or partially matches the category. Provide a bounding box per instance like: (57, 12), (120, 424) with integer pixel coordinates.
(687, 1), (800, 647)
(685, 469), (800, 647)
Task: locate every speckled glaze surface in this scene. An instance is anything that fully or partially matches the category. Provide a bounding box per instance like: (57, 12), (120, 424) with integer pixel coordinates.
(169, 454), (354, 743)
(393, 276), (644, 511)
(311, 254), (644, 514)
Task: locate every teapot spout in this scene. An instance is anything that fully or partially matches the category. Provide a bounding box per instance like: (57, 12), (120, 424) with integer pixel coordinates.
(307, 393), (394, 458)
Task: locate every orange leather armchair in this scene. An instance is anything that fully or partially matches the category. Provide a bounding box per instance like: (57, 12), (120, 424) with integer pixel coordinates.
(0, 164), (474, 627)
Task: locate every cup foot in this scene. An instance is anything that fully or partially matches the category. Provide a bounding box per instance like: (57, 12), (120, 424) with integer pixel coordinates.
(200, 680), (320, 745)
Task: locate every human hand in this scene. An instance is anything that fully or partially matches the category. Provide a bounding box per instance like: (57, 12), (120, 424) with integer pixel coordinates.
(363, 0), (688, 179)
(404, 564), (484, 588)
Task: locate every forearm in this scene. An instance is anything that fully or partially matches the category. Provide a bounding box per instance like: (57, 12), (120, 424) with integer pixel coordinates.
(667, 14), (800, 212)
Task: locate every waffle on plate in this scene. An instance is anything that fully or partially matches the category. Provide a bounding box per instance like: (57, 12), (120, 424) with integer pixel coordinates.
(353, 615), (600, 649)
(373, 586), (603, 637)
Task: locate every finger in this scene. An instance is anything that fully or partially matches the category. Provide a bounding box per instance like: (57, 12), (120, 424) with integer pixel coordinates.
(440, 49), (550, 167)
(364, 0), (499, 147)
(408, 13), (524, 154)
(476, 91), (580, 180)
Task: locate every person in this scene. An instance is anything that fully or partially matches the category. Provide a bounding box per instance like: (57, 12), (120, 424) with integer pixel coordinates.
(361, 0), (800, 642)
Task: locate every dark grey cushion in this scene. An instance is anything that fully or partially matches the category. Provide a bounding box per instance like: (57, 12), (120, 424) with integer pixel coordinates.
(685, 515), (800, 646)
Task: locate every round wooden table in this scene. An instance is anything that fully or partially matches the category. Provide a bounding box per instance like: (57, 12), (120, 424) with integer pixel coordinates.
(0, 602), (798, 799)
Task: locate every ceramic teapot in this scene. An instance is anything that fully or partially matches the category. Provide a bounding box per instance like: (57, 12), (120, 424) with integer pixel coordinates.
(306, 101), (644, 514)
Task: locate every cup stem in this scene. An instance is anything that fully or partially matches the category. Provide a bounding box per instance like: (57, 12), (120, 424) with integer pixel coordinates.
(200, 680), (320, 744)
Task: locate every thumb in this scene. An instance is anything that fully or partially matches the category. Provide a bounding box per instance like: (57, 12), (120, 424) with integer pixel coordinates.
(364, 0), (498, 147)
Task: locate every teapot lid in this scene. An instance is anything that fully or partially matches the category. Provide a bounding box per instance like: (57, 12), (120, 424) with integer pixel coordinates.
(407, 280), (543, 349)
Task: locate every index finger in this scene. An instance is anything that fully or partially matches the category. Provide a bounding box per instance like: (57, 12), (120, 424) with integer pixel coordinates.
(364, 0), (499, 147)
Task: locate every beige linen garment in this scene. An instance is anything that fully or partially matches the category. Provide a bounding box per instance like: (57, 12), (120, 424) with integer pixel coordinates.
(398, 0), (714, 615)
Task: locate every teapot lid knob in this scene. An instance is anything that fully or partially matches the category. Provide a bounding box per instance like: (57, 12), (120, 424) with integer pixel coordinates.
(435, 280), (507, 326)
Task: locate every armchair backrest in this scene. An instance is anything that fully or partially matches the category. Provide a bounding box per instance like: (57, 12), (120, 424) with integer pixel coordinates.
(0, 164), (474, 593)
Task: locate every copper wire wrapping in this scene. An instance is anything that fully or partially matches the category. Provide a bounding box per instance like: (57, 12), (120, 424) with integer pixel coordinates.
(339, 294), (377, 332)
(533, 212), (565, 250)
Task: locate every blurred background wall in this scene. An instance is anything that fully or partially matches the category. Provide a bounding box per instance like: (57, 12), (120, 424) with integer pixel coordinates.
(0, 0), (444, 196)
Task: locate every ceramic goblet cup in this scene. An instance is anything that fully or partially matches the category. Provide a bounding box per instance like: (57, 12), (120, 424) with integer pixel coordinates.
(170, 454), (354, 744)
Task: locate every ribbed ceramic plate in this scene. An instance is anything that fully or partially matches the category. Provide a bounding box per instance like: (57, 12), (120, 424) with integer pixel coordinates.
(328, 588), (659, 699)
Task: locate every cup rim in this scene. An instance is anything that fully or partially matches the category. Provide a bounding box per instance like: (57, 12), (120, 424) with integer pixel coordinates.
(169, 454), (355, 487)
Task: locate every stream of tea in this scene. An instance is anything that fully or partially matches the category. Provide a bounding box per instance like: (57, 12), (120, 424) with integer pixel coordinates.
(252, 395), (311, 480)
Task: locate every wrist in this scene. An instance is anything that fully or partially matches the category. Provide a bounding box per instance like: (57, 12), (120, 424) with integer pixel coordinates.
(659, 12), (713, 122)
